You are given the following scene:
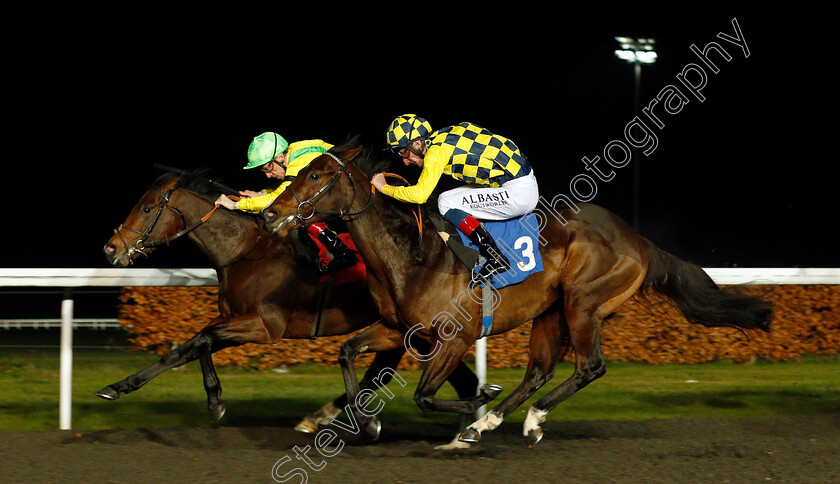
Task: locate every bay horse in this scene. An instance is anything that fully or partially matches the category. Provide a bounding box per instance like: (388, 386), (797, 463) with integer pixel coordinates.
(100, 170), (488, 440)
(261, 140), (773, 446)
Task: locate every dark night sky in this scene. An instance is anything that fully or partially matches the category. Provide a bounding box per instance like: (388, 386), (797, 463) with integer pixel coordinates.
(2, 11), (837, 270)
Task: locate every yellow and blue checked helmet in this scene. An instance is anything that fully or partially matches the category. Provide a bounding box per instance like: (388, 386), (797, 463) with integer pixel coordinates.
(385, 114), (432, 148)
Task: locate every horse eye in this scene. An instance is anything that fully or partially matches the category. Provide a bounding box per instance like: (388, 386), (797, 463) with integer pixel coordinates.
(309, 173), (319, 181)
(142, 207), (152, 214)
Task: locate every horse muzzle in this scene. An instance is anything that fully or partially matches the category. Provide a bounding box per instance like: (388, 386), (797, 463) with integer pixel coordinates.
(262, 209), (297, 235)
(103, 242), (131, 267)
(103, 237), (150, 267)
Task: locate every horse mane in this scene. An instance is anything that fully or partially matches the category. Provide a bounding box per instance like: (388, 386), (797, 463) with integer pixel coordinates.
(330, 135), (393, 178)
(151, 169), (232, 199)
(153, 169), (256, 219)
(329, 135), (445, 261)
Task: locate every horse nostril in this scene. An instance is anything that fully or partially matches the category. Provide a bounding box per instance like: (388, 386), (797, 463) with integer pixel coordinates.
(263, 209), (278, 222)
(104, 244), (116, 255)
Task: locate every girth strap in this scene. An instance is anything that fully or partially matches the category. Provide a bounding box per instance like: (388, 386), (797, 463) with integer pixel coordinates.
(480, 281), (494, 338)
(310, 276), (333, 339)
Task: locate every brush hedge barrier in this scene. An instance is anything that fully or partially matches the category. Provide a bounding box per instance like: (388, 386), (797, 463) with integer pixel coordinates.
(118, 284), (840, 370)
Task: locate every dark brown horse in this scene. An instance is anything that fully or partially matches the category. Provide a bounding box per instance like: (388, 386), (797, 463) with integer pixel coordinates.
(99, 170), (487, 439)
(261, 140), (773, 445)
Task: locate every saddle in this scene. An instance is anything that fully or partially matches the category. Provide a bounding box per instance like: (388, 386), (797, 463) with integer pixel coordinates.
(426, 208), (544, 338)
(425, 207), (544, 290)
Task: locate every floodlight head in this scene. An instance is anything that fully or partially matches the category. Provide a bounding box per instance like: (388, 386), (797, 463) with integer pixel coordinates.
(614, 36), (657, 64)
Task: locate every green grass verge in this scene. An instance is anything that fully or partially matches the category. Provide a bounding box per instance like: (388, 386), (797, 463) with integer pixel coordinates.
(1, 347), (838, 431)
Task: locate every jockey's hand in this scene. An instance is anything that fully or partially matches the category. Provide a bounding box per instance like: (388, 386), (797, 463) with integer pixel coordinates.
(371, 173), (387, 192)
(239, 190), (265, 198)
(214, 195), (238, 210)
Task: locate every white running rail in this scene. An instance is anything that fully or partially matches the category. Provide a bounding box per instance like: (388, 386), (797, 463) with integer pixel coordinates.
(2, 267), (839, 429)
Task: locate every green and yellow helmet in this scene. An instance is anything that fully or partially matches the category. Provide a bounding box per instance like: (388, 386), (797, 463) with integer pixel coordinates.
(385, 114), (432, 149)
(244, 132), (289, 169)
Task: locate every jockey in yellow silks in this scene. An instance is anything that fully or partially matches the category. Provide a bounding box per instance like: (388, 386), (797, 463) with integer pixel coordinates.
(372, 115), (540, 280)
(215, 132), (357, 273)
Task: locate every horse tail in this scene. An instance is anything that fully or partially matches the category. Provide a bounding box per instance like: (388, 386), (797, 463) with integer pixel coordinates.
(639, 242), (772, 332)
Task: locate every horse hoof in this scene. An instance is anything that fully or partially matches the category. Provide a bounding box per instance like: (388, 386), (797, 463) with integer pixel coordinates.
(95, 387), (119, 401)
(458, 428), (481, 444)
(294, 418), (318, 434)
(365, 417), (382, 441)
(434, 437), (471, 450)
(209, 401), (226, 423)
(480, 383), (504, 400)
(526, 427), (543, 447)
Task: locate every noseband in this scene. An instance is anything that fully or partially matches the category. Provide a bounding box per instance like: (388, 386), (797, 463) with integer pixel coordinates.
(284, 152), (373, 223)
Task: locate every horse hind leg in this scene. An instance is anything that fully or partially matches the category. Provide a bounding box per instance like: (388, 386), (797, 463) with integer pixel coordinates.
(296, 346), (406, 434)
(295, 401), (343, 434)
(299, 343), (480, 442)
(458, 309), (565, 444)
(522, 302), (607, 446)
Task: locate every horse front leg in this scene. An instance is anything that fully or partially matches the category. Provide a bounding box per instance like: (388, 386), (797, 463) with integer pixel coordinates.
(95, 325), (219, 400)
(96, 313), (271, 422)
(197, 345), (226, 422)
(436, 354), (481, 449)
(459, 309), (565, 444)
(337, 322), (407, 440)
(411, 332), (504, 416)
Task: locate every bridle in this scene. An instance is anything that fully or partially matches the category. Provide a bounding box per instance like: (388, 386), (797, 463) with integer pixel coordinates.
(283, 152), (374, 223)
(114, 185), (248, 263)
(280, 152), (424, 247)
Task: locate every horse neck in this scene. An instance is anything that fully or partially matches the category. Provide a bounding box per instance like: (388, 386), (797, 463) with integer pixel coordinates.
(345, 184), (453, 282)
(171, 190), (262, 267)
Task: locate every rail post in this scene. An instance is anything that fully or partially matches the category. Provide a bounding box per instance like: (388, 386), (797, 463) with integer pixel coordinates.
(59, 287), (73, 430)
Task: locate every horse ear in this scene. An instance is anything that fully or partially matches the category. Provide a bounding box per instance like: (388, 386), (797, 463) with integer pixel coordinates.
(341, 146), (364, 163)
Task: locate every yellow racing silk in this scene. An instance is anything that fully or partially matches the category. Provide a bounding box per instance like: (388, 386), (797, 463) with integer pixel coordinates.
(236, 139), (333, 213)
(381, 122), (532, 204)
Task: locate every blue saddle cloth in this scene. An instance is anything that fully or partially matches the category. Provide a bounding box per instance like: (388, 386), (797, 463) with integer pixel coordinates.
(458, 213), (544, 290)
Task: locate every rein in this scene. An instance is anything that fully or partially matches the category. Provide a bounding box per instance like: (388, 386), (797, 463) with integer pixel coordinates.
(284, 153), (424, 245)
(285, 152), (374, 222)
(373, 172), (424, 243)
(115, 187), (248, 262)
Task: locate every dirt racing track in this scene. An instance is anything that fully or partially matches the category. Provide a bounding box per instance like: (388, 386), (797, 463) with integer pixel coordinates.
(2, 414), (838, 483)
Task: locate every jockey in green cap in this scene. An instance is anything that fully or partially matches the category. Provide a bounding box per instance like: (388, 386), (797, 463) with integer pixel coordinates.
(215, 132), (358, 273)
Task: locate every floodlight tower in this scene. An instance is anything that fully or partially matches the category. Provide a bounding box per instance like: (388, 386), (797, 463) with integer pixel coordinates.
(615, 37), (657, 232)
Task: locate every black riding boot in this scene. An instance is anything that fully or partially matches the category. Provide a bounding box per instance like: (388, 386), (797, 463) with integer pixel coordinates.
(468, 225), (511, 280)
(317, 228), (358, 273)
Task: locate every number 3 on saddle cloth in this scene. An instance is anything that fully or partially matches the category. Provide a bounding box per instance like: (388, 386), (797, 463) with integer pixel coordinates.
(457, 212), (544, 290)
(455, 213), (544, 338)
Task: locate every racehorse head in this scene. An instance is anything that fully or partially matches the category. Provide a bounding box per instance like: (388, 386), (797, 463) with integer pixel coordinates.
(261, 137), (380, 235)
(103, 170), (237, 267)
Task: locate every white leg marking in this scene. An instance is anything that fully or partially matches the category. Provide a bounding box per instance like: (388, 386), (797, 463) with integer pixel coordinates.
(522, 407), (548, 437)
(311, 402), (342, 426)
(434, 435), (472, 450)
(470, 411), (504, 433)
